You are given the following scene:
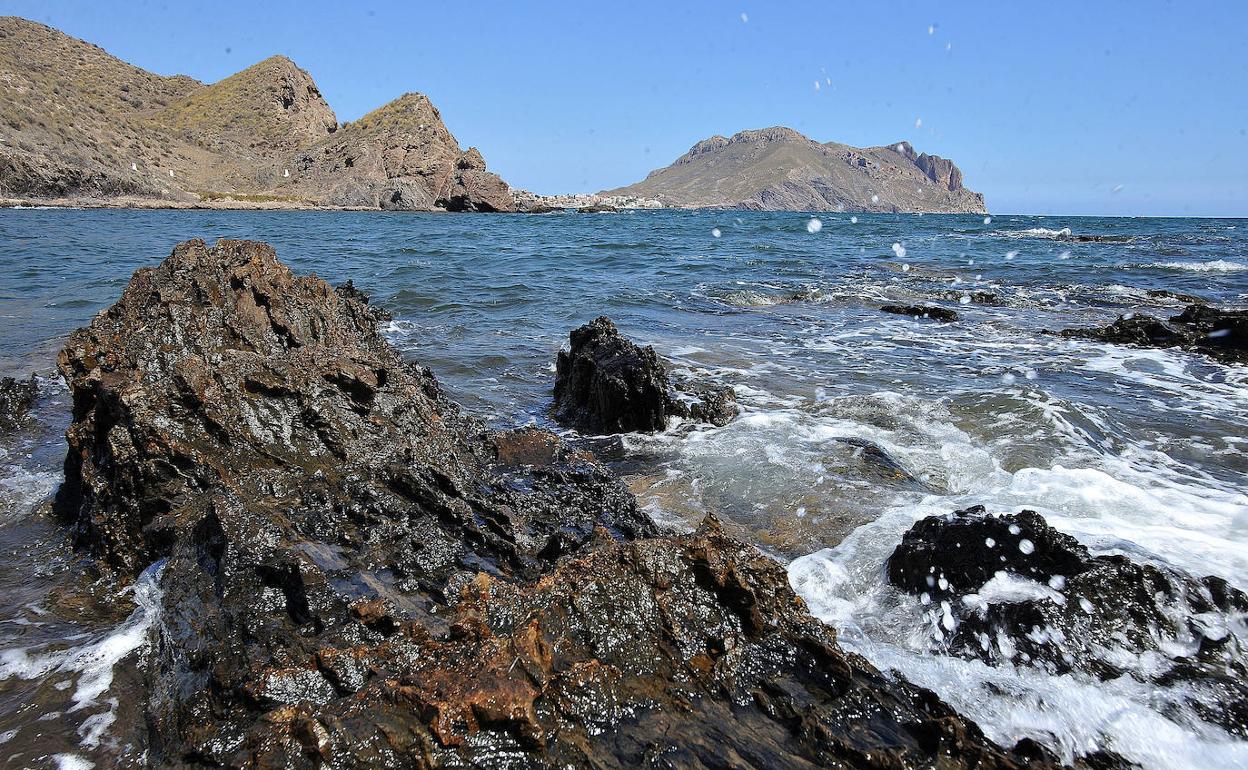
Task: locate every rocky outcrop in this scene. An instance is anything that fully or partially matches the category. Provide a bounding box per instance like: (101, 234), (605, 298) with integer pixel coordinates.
(285, 93), (514, 211)
(53, 239), (1061, 768)
(0, 374), (37, 432)
(553, 317), (738, 434)
(881, 304), (959, 322)
(604, 128), (986, 213)
(1059, 304), (1247, 364)
(887, 507), (1248, 737)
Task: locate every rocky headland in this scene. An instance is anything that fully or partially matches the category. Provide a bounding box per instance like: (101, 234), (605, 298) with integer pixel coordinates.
(604, 128), (987, 213)
(0, 17), (514, 211)
(47, 237), (1087, 768)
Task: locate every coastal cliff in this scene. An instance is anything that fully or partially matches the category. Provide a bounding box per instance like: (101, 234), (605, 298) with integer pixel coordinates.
(605, 127), (987, 213)
(0, 17), (515, 211)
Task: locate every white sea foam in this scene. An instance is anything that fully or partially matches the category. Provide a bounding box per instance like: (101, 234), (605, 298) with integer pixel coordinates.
(997, 227), (1072, 239)
(0, 561), (165, 750)
(1137, 259), (1247, 272)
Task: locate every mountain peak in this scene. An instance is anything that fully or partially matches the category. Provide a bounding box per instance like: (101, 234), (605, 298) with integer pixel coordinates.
(156, 53), (337, 158)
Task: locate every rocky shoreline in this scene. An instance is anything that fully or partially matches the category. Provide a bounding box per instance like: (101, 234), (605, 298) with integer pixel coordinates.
(6, 235), (1236, 767)
(42, 237), (1104, 769)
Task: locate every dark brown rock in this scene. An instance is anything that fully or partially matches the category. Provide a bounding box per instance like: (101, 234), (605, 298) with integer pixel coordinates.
(553, 317), (739, 434)
(1146, 289), (1208, 305)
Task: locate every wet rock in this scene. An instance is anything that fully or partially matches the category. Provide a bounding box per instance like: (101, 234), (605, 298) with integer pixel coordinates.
(576, 203), (616, 213)
(1146, 289), (1207, 305)
(56, 239), (1065, 768)
(939, 290), (999, 305)
(887, 506), (1248, 736)
(553, 316), (676, 433)
(834, 437), (936, 492)
(553, 317), (739, 433)
(671, 380), (739, 427)
(1059, 304), (1247, 364)
(880, 304), (958, 322)
(0, 374), (37, 433)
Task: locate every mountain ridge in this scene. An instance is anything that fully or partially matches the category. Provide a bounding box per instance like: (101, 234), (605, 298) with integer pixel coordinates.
(606, 126), (987, 213)
(0, 17), (514, 211)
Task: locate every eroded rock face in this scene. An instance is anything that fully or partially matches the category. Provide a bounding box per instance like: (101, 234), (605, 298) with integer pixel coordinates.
(553, 317), (738, 434)
(888, 507), (1248, 737)
(1059, 304), (1247, 364)
(0, 374), (38, 433)
(56, 240), (1059, 768)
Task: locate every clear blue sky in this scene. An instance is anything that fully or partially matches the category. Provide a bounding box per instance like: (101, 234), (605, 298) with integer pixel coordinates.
(5, 0), (1246, 216)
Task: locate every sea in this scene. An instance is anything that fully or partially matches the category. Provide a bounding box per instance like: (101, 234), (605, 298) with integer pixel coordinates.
(0, 208), (1246, 769)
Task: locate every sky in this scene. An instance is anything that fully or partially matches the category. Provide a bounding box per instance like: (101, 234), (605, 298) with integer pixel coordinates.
(4, 0), (1247, 216)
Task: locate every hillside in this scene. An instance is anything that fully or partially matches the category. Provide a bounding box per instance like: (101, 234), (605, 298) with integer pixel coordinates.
(605, 127), (986, 213)
(0, 17), (513, 210)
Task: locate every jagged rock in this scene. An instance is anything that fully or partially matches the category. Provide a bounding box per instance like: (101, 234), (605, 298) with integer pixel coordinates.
(887, 506), (1248, 736)
(881, 304), (959, 322)
(1059, 304), (1247, 364)
(553, 318), (738, 434)
(53, 239), (1061, 769)
(553, 317), (676, 433)
(0, 374), (38, 432)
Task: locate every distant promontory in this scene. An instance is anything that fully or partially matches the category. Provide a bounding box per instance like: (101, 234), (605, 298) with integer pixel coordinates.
(604, 126), (987, 213)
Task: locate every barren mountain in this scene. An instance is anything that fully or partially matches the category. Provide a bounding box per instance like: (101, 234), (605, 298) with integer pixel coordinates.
(0, 17), (514, 210)
(605, 126), (986, 213)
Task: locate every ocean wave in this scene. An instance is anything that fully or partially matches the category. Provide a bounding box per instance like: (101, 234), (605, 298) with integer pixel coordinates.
(0, 561), (165, 751)
(1136, 260), (1247, 273)
(994, 228), (1138, 243)
(998, 227), (1073, 239)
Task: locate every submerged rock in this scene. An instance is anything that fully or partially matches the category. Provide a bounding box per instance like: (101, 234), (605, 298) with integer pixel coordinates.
(938, 290), (999, 305)
(887, 506), (1248, 737)
(1059, 303), (1247, 364)
(880, 304), (959, 322)
(677, 381), (738, 427)
(553, 317), (737, 433)
(0, 374), (37, 433)
(1146, 288), (1208, 305)
(55, 239), (1063, 768)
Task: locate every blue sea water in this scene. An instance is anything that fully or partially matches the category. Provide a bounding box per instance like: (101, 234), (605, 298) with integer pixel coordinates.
(0, 209), (1246, 768)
